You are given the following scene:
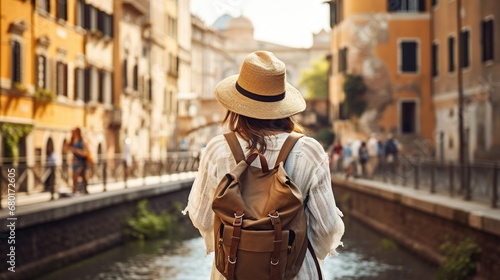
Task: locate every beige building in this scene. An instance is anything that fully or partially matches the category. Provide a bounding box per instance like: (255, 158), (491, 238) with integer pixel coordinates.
(432, 0), (500, 162)
(182, 14), (331, 148)
(114, 0), (151, 160)
(164, 0), (179, 151)
(83, 0), (116, 160)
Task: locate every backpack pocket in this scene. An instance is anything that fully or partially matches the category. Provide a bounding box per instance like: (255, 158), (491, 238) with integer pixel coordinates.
(215, 224), (291, 280)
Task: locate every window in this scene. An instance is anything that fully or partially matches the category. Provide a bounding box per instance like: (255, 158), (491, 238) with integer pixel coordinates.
(167, 16), (177, 38)
(400, 41), (418, 73)
(75, 68), (84, 100)
(401, 101), (417, 134)
(338, 47), (348, 73)
(122, 58), (128, 89)
(448, 36), (455, 72)
(98, 70), (105, 103)
(432, 42), (438, 77)
(36, 55), (47, 89)
(104, 71), (112, 104)
(56, 62), (68, 96)
(482, 18), (494, 62)
(461, 29), (470, 68)
(76, 0), (85, 28)
(90, 67), (99, 101)
(84, 4), (98, 30)
(133, 61), (138, 91)
(388, 0), (425, 12)
(84, 67), (91, 102)
(329, 1), (338, 28)
(11, 41), (22, 84)
(103, 13), (113, 37)
(56, 0), (68, 21)
(39, 0), (50, 13)
(148, 79), (152, 101)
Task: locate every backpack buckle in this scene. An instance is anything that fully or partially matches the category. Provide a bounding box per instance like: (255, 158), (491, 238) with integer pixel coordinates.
(233, 213), (245, 226)
(228, 256), (237, 264)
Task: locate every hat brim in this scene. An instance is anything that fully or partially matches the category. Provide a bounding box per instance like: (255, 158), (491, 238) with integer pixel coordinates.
(215, 74), (306, 120)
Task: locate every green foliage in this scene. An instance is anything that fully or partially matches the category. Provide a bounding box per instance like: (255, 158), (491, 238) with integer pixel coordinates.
(298, 58), (329, 99)
(380, 238), (398, 251)
(0, 123), (33, 158)
(437, 237), (481, 280)
(342, 74), (367, 117)
(125, 200), (183, 240)
(35, 88), (56, 103)
(13, 82), (27, 93)
(312, 128), (335, 148)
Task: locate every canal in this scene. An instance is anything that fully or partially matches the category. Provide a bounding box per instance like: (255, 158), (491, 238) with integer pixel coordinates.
(37, 215), (438, 279)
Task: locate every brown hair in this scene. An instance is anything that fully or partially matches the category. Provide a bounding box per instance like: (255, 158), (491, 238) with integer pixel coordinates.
(222, 111), (305, 154)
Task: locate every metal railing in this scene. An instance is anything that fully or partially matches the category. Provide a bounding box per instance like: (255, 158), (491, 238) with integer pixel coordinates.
(0, 152), (200, 209)
(333, 156), (499, 208)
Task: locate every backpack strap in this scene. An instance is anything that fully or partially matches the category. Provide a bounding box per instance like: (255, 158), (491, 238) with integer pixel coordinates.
(275, 132), (303, 167)
(224, 132), (246, 163)
(308, 240), (323, 280)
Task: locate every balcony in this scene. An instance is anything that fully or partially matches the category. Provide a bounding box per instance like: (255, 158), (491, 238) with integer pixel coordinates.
(122, 0), (148, 15)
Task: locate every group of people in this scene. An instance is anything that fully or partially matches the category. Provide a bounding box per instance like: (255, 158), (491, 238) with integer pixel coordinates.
(329, 133), (400, 180)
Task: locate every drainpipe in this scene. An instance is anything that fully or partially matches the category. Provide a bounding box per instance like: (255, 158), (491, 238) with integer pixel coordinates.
(456, 0), (468, 200)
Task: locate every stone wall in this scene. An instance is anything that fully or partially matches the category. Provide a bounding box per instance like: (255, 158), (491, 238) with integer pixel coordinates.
(332, 177), (500, 280)
(0, 179), (194, 280)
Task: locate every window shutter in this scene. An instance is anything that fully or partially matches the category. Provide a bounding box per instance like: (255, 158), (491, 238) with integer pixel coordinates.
(84, 67), (90, 102)
(12, 41), (22, 83)
(63, 63), (68, 97)
(84, 3), (91, 29)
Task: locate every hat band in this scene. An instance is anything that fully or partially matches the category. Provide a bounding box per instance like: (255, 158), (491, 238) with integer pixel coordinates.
(235, 82), (285, 102)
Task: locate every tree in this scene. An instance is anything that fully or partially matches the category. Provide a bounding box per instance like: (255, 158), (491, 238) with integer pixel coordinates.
(342, 74), (367, 117)
(298, 58), (329, 99)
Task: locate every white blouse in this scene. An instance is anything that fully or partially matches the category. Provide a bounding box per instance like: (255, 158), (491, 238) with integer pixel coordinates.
(184, 132), (345, 280)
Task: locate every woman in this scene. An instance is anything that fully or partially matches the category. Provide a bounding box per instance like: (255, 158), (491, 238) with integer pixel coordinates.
(184, 51), (344, 279)
(65, 127), (89, 194)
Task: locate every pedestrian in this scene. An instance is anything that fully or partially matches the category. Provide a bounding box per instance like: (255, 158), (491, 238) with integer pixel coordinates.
(342, 139), (354, 180)
(183, 51), (344, 280)
(366, 133), (379, 178)
(44, 145), (56, 193)
(64, 127), (89, 194)
(351, 139), (362, 177)
(330, 139), (343, 173)
(358, 142), (369, 178)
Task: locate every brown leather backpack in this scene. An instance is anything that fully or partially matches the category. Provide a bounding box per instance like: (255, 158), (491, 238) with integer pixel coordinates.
(212, 132), (322, 280)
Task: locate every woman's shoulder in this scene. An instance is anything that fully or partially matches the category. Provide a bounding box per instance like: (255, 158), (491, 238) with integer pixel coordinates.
(203, 134), (230, 154)
(297, 135), (326, 153)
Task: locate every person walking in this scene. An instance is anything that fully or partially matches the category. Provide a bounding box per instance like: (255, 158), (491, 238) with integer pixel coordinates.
(330, 139), (343, 173)
(184, 51), (344, 280)
(65, 127), (89, 194)
(358, 142), (369, 178)
(366, 133), (379, 178)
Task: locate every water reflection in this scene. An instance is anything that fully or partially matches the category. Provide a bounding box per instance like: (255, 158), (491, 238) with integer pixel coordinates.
(37, 216), (437, 280)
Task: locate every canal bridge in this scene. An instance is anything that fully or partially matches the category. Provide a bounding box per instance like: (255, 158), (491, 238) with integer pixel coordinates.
(0, 155), (500, 280)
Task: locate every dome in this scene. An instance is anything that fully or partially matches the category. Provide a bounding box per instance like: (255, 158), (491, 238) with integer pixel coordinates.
(212, 14), (233, 31)
(227, 15), (254, 31)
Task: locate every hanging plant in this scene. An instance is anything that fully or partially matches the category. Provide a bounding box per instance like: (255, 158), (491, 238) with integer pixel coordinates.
(342, 74), (367, 117)
(0, 123), (33, 159)
(35, 88), (56, 103)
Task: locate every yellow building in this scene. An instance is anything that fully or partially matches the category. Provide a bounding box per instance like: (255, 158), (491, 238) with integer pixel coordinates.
(328, 0), (435, 151)
(0, 0), (35, 166)
(1, 0), (87, 167)
(432, 0), (500, 162)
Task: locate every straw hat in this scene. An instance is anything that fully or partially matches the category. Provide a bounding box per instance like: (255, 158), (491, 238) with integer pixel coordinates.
(215, 51), (306, 120)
